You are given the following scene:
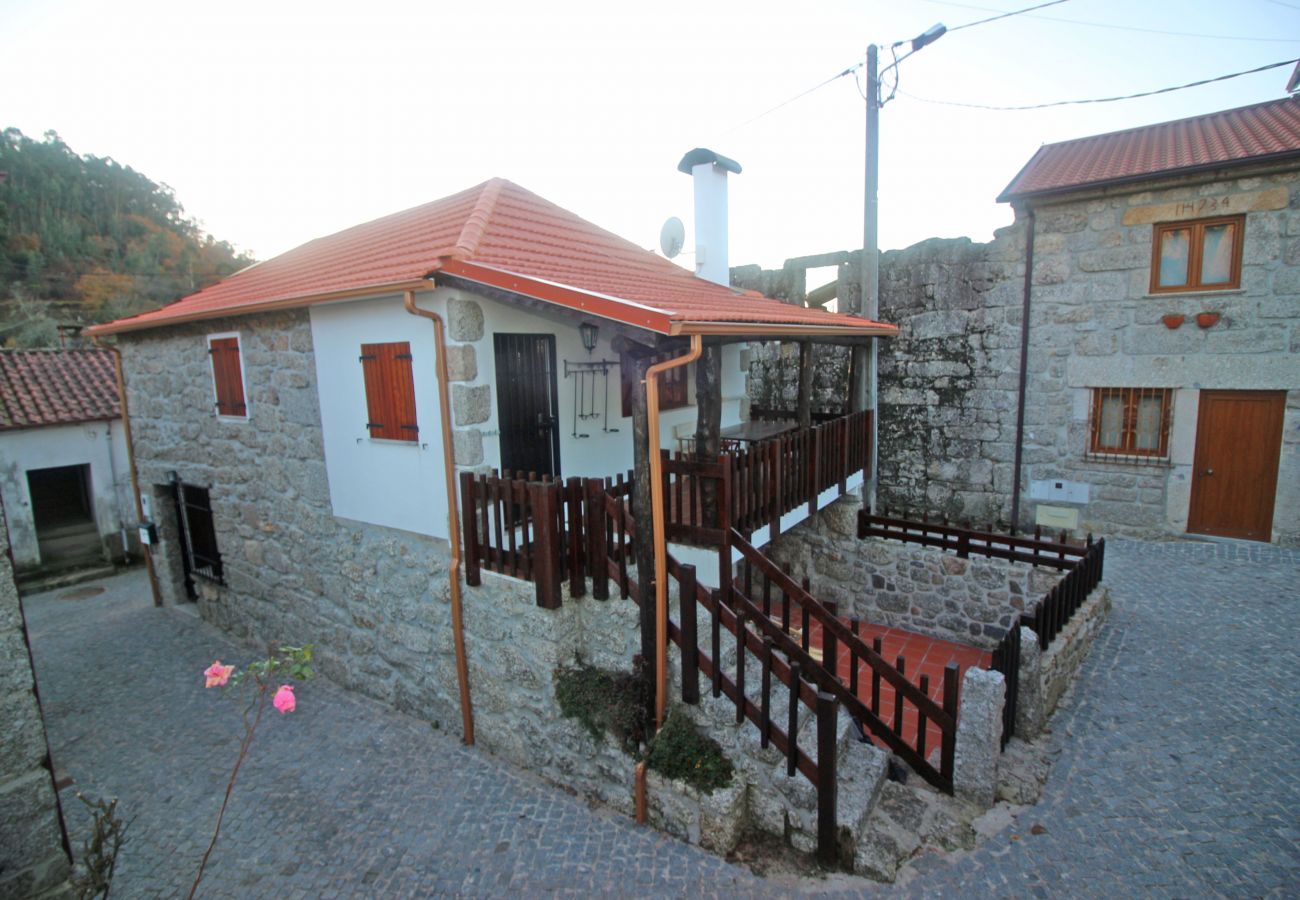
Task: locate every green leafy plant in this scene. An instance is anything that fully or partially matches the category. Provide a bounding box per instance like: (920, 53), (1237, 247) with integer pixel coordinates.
(189, 644), (313, 899)
(72, 793), (129, 899)
(554, 660), (651, 753)
(645, 708), (734, 795)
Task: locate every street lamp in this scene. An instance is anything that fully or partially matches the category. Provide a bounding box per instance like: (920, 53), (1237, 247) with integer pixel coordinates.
(857, 23), (945, 509)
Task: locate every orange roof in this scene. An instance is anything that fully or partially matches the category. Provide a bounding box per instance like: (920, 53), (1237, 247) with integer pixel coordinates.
(999, 97), (1300, 202)
(0, 349), (119, 430)
(88, 179), (894, 339)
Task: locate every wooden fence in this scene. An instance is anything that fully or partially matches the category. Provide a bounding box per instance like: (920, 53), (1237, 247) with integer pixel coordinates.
(858, 509), (1085, 571)
(591, 493), (842, 864)
(729, 530), (959, 794)
(1021, 537), (1106, 650)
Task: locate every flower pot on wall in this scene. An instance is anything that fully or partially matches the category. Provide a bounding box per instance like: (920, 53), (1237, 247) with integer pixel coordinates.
(1196, 312), (1221, 329)
(1162, 314), (1185, 329)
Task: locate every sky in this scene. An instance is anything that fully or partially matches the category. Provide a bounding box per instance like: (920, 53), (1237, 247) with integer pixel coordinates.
(2, 0), (1298, 277)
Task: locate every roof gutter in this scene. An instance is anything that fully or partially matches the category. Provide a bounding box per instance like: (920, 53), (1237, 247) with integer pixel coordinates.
(91, 337), (162, 608)
(1009, 209), (1035, 534)
(403, 287), (475, 746)
(647, 334), (702, 729)
(84, 279), (434, 337)
(672, 321), (897, 338)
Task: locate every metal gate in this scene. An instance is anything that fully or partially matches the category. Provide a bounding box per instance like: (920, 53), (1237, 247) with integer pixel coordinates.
(493, 333), (561, 478)
(172, 480), (224, 599)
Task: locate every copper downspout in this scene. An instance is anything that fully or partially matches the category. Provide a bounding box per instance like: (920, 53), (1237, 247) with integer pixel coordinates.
(404, 288), (475, 745)
(646, 334), (703, 728)
(93, 338), (162, 608)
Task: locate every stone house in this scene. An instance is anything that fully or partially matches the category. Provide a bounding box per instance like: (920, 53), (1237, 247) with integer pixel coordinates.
(82, 175), (891, 781)
(0, 349), (136, 584)
(999, 97), (1299, 545)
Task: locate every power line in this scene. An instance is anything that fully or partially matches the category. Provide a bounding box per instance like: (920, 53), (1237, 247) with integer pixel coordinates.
(1266, 0), (1300, 10)
(918, 0), (1300, 43)
(728, 0), (1073, 131)
(945, 0), (1070, 35)
(898, 57), (1300, 110)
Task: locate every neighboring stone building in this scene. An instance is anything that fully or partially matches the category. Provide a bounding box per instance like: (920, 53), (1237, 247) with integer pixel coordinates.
(0, 349), (136, 585)
(745, 96), (1300, 547)
(0, 495), (72, 897)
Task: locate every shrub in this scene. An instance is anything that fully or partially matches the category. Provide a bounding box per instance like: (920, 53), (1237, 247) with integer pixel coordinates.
(645, 708), (734, 795)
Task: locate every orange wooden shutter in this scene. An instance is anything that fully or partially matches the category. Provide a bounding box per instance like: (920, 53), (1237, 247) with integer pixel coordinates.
(209, 337), (246, 416)
(360, 342), (418, 441)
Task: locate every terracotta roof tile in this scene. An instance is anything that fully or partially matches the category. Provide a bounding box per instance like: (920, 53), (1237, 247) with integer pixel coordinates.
(87, 180), (894, 338)
(999, 97), (1300, 202)
(0, 349), (120, 430)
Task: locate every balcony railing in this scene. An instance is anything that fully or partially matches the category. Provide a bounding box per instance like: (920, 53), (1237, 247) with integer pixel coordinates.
(460, 410), (872, 609)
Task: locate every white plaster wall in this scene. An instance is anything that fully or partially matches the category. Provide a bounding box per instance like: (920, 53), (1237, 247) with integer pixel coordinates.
(449, 287), (745, 479)
(309, 285), (752, 539)
(0, 420), (132, 568)
(309, 294), (450, 539)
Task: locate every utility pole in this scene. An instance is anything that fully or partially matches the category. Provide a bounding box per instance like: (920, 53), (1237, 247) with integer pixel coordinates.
(856, 26), (944, 513)
(856, 43), (881, 510)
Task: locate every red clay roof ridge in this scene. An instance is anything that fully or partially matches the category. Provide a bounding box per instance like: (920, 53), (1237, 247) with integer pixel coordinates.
(447, 177), (507, 260)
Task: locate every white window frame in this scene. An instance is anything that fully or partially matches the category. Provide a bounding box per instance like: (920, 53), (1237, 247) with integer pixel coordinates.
(207, 331), (250, 421)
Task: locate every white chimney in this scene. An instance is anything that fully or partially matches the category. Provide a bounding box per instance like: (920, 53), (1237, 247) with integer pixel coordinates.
(677, 148), (742, 287)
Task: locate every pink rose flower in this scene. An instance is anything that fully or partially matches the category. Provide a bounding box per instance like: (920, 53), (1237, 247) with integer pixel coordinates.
(204, 661), (235, 688)
(273, 684), (296, 714)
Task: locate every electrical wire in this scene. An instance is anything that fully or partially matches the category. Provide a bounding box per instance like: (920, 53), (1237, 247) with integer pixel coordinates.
(728, 65), (862, 131)
(943, 0), (1070, 34)
(898, 58), (1300, 110)
(919, 0), (1300, 43)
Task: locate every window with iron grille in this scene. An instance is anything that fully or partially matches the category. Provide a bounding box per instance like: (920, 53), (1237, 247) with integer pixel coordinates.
(1088, 388), (1172, 460)
(176, 482), (224, 586)
(360, 342), (419, 441)
(621, 351), (689, 417)
(1150, 215), (1244, 293)
(208, 334), (247, 417)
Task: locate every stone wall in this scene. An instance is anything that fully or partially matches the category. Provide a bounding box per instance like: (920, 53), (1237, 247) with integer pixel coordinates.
(1016, 583), (1113, 738)
(0, 496), (71, 897)
(767, 497), (1062, 649)
(742, 160), (1300, 546)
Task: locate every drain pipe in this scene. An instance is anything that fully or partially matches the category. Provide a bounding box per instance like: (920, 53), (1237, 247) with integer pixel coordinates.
(647, 334), (702, 728)
(93, 338), (162, 608)
(404, 287), (475, 746)
(1009, 208), (1036, 535)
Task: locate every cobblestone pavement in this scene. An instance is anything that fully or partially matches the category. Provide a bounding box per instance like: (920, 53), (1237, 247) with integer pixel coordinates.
(23, 539), (1300, 897)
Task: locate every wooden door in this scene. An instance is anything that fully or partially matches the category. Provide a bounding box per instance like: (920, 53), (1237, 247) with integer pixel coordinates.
(493, 333), (561, 478)
(1187, 390), (1285, 542)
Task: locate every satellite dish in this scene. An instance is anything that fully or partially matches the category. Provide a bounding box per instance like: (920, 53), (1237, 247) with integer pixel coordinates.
(660, 217), (685, 258)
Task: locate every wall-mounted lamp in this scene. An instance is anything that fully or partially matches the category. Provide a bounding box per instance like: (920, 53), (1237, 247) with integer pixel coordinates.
(579, 322), (599, 354)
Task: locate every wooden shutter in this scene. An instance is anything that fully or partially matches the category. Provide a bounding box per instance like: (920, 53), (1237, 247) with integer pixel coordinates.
(360, 342), (418, 441)
(209, 337), (247, 417)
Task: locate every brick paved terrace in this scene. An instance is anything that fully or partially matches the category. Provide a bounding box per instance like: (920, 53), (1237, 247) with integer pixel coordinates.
(22, 539), (1300, 896)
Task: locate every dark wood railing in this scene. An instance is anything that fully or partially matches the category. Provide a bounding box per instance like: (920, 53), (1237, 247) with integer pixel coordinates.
(592, 494), (842, 865)
(1022, 537), (1106, 650)
(858, 509), (1085, 571)
(856, 511), (1108, 747)
(462, 410), (872, 607)
(750, 404), (846, 424)
(729, 530), (958, 794)
(989, 625), (1020, 749)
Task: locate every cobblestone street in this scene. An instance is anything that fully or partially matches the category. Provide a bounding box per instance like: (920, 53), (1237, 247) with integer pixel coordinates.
(23, 539), (1300, 897)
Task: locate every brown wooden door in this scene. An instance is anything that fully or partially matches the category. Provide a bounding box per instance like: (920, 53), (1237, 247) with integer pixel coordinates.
(1187, 390), (1285, 542)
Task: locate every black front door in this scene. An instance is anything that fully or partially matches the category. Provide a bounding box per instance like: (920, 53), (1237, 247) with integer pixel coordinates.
(494, 333), (561, 478)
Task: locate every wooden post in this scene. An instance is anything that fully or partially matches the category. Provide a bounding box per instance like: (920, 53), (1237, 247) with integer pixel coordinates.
(627, 349), (658, 687)
(529, 482), (561, 609)
(796, 341), (813, 431)
(695, 344), (722, 524)
(816, 691), (838, 867)
(941, 661), (959, 783)
(585, 478), (608, 600)
(680, 564), (699, 705)
(808, 426), (821, 517)
(460, 471), (481, 587)
(565, 476), (584, 598)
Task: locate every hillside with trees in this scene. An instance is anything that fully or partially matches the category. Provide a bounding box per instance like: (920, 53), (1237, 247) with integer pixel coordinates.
(0, 128), (254, 347)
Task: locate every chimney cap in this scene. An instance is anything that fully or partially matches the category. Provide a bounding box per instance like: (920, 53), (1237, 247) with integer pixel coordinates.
(677, 148), (742, 175)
